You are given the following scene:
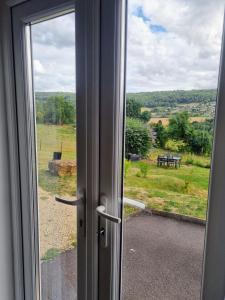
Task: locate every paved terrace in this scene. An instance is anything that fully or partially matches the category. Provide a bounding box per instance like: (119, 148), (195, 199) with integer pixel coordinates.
(41, 213), (205, 300)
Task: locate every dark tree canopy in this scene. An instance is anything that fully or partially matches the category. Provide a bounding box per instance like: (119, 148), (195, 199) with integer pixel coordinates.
(126, 98), (142, 119)
(140, 110), (151, 123)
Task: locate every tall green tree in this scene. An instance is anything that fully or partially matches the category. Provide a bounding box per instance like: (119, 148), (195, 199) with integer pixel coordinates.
(154, 120), (168, 148)
(41, 96), (75, 125)
(126, 98), (142, 119)
(140, 110), (151, 123)
(168, 111), (191, 141)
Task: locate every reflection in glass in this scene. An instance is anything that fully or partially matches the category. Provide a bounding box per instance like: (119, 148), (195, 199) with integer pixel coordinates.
(31, 12), (77, 299)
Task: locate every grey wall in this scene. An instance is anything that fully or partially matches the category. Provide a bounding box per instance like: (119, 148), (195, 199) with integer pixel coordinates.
(0, 3), (15, 299)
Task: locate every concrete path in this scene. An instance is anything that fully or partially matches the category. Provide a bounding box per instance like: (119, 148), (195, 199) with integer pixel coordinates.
(41, 214), (205, 300)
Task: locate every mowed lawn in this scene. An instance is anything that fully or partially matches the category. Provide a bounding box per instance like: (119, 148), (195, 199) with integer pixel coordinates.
(124, 162), (209, 219)
(37, 124), (210, 220)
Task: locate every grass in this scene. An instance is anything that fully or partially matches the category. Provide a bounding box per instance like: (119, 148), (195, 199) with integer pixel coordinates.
(124, 160), (209, 219)
(37, 124), (211, 220)
(42, 248), (61, 261)
(37, 124), (77, 196)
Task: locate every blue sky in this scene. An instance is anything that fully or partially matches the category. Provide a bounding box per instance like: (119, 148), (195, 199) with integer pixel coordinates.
(134, 6), (167, 33)
(32, 0), (224, 93)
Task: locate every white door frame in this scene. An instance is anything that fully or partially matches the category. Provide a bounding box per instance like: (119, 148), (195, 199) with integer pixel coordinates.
(98, 0), (127, 299)
(5, 0), (100, 299)
(202, 11), (225, 300)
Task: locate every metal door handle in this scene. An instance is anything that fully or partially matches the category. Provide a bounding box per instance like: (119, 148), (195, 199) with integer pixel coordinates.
(55, 196), (83, 206)
(55, 192), (86, 237)
(123, 197), (145, 209)
(97, 196), (121, 248)
(96, 205), (121, 223)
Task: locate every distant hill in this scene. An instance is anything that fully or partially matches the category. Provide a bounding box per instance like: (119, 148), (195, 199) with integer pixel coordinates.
(35, 89), (217, 118)
(35, 92), (75, 102)
(127, 89), (217, 118)
(127, 89), (217, 108)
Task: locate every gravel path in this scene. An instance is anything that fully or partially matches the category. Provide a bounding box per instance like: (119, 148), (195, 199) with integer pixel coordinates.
(38, 188), (77, 257)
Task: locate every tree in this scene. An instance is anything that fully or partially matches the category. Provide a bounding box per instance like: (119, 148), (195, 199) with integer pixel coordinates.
(140, 110), (151, 123)
(39, 96), (75, 125)
(154, 120), (168, 148)
(36, 101), (44, 123)
(168, 111), (191, 141)
(126, 98), (142, 119)
(125, 118), (151, 157)
(187, 130), (212, 155)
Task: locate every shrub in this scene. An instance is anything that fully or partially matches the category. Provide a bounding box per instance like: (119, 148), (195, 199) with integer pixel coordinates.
(138, 161), (150, 177)
(125, 118), (151, 157)
(140, 111), (151, 123)
(126, 98), (142, 119)
(168, 111), (191, 141)
(165, 139), (187, 152)
(183, 154), (211, 168)
(154, 121), (168, 148)
(187, 129), (212, 155)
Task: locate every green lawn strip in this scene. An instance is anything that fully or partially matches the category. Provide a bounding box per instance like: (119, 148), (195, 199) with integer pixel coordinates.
(38, 170), (77, 196)
(41, 248), (61, 261)
(124, 187), (207, 219)
(129, 161), (209, 192)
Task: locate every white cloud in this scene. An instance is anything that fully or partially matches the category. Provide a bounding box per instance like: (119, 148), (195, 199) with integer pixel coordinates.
(32, 13), (75, 92)
(31, 2), (224, 92)
(33, 59), (46, 74)
(127, 0), (224, 92)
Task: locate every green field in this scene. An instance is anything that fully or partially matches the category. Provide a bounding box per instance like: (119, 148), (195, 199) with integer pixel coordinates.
(37, 124), (77, 196)
(37, 124), (210, 220)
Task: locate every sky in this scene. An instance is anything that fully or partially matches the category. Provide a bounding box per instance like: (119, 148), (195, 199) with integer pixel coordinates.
(32, 0), (225, 93)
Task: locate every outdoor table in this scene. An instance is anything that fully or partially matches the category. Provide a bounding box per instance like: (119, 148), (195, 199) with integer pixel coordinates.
(157, 155), (181, 168)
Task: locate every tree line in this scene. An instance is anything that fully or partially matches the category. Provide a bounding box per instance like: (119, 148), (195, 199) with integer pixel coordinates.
(36, 95), (213, 157)
(154, 112), (213, 155)
(127, 89), (217, 108)
(36, 96), (75, 125)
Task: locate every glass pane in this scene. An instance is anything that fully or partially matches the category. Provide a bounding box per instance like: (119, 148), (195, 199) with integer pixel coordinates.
(31, 12), (77, 299)
(122, 1), (224, 299)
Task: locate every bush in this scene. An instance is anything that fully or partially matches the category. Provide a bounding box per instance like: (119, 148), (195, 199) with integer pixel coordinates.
(126, 98), (142, 119)
(168, 111), (191, 141)
(165, 139), (187, 152)
(154, 121), (168, 148)
(183, 154), (211, 168)
(138, 161), (150, 177)
(125, 118), (151, 157)
(187, 130), (212, 155)
(140, 111), (151, 123)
